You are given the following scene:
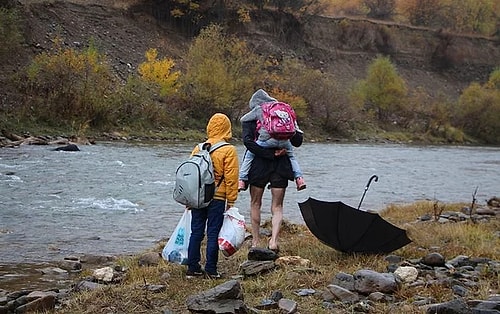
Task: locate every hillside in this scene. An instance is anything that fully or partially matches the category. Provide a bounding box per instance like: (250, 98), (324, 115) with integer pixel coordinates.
(2, 0), (499, 122)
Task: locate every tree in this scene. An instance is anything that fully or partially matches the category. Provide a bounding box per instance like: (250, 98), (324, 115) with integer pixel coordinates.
(353, 56), (408, 124)
(181, 24), (264, 121)
(138, 48), (180, 97)
(456, 68), (500, 144)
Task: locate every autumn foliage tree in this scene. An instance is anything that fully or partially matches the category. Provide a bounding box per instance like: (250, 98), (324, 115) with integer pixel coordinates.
(351, 56), (408, 125)
(138, 48), (180, 97)
(22, 39), (114, 129)
(181, 24), (264, 121)
(455, 69), (500, 144)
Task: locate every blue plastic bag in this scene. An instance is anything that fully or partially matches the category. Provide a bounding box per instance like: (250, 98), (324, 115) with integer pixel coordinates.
(162, 209), (191, 265)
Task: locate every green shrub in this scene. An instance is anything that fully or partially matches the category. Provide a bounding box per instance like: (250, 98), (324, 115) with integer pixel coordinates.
(20, 39), (115, 129)
(180, 24), (264, 121)
(456, 68), (500, 144)
(351, 55), (408, 125)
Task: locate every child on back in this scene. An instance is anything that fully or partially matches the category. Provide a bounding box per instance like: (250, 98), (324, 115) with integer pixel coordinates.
(238, 89), (306, 191)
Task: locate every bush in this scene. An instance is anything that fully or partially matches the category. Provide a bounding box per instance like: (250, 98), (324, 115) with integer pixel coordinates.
(19, 39), (115, 129)
(455, 68), (500, 144)
(351, 55), (408, 125)
(180, 24), (264, 121)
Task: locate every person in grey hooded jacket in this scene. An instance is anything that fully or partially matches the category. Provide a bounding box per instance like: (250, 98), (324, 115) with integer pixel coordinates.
(238, 89), (306, 192)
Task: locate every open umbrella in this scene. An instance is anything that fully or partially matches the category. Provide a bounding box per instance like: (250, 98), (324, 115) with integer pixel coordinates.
(298, 176), (411, 254)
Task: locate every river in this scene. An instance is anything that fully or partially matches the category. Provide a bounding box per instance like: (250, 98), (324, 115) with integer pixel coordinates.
(1, 142), (499, 267)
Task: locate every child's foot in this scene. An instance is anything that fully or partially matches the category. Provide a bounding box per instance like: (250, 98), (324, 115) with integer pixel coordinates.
(238, 180), (248, 192)
(295, 177), (306, 191)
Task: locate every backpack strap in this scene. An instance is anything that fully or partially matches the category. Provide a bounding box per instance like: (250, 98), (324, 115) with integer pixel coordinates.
(208, 141), (229, 153)
(205, 141), (230, 187)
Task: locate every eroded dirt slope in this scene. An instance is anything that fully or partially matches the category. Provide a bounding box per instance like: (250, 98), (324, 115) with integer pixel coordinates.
(5, 0), (499, 110)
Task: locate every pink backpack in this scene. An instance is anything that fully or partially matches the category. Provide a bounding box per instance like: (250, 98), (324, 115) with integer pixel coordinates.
(260, 101), (297, 140)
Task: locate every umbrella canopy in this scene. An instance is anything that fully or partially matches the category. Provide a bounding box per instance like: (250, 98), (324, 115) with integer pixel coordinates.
(298, 197), (412, 254)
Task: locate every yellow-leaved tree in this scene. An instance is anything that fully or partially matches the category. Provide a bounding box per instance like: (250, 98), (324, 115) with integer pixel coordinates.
(351, 55), (408, 125)
(138, 48), (180, 96)
(181, 24), (264, 121)
(456, 68), (500, 144)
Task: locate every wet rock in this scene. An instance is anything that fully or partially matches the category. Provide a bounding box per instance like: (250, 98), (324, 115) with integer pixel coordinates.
(452, 285), (468, 297)
(186, 280), (247, 313)
(247, 247), (278, 261)
(278, 298), (297, 314)
(331, 271), (355, 291)
(79, 254), (116, 265)
(39, 267), (68, 275)
(425, 298), (472, 313)
(255, 299), (278, 310)
(143, 284), (166, 293)
(14, 294), (55, 314)
(72, 280), (104, 292)
(385, 255), (404, 264)
(52, 144), (79, 151)
(294, 288), (315, 296)
(270, 290), (283, 301)
(421, 252), (446, 267)
(353, 269), (400, 295)
(57, 260), (82, 271)
(394, 266), (418, 283)
(326, 284), (359, 303)
(239, 260), (275, 276)
(93, 266), (115, 283)
(138, 252), (161, 267)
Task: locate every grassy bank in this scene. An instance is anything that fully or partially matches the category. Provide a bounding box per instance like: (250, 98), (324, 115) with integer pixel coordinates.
(57, 201), (499, 313)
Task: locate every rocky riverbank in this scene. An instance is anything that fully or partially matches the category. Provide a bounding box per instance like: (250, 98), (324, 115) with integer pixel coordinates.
(1, 202), (498, 313)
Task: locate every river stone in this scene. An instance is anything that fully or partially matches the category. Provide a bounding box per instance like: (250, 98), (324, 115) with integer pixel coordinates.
(332, 271), (355, 291)
(425, 298), (472, 314)
(93, 266), (114, 282)
(239, 260), (275, 276)
(186, 280), (247, 313)
(247, 247), (278, 261)
(394, 266), (418, 283)
(138, 252), (161, 267)
(15, 295), (55, 313)
(421, 252), (446, 267)
(353, 270), (399, 295)
(326, 284), (359, 303)
(278, 298), (297, 314)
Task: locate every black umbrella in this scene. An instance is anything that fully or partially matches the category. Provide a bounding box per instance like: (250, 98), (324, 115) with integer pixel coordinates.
(298, 177), (412, 254)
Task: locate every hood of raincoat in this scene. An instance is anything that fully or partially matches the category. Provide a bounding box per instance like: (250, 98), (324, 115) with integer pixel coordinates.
(206, 113), (232, 143)
(240, 89), (277, 123)
(248, 89), (277, 110)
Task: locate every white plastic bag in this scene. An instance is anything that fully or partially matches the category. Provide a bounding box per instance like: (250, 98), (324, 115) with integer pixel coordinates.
(218, 207), (246, 257)
(162, 209), (191, 265)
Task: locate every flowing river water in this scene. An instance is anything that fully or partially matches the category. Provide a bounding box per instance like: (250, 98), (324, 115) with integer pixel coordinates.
(0, 142), (499, 290)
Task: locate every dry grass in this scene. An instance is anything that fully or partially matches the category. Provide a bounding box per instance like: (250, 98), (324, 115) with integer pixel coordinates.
(59, 202), (499, 313)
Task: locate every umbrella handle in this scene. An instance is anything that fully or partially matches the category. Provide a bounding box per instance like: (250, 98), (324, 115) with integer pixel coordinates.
(357, 175), (379, 210)
(367, 175), (379, 188)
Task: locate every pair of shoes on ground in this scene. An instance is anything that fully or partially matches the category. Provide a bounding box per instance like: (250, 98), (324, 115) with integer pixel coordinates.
(238, 180), (248, 192)
(295, 177), (306, 191)
(186, 269), (222, 279)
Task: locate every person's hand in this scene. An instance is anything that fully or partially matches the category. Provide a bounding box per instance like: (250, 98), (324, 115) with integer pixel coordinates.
(274, 148), (287, 157)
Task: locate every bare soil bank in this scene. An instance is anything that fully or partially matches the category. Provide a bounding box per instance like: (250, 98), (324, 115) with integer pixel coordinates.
(2, 0), (499, 110)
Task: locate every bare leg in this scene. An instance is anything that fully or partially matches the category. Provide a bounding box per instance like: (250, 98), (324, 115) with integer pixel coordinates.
(250, 185), (264, 247)
(268, 187), (285, 250)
